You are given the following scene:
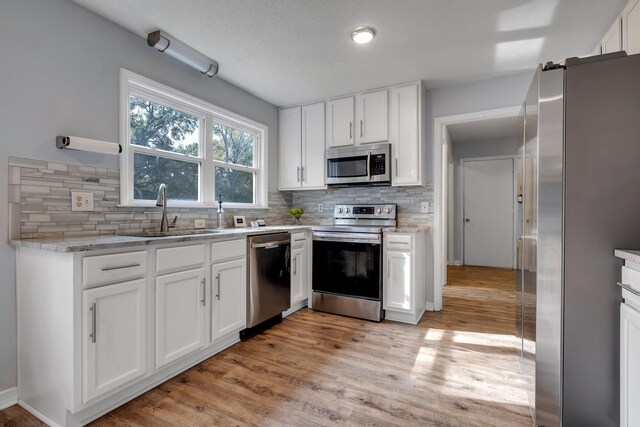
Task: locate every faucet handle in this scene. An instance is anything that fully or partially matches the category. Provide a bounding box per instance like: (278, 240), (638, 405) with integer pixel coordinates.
(169, 216), (177, 228)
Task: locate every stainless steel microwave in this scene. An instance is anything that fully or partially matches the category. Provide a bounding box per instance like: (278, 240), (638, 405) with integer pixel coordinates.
(325, 143), (391, 186)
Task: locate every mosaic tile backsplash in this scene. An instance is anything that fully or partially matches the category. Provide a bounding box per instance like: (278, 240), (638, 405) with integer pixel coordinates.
(8, 156), (433, 240)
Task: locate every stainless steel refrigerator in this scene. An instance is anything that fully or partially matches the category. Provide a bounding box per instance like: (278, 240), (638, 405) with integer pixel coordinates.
(516, 52), (640, 426)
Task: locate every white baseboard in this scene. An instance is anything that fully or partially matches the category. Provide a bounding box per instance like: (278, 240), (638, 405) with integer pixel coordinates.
(448, 260), (462, 266)
(18, 400), (60, 427)
(425, 302), (435, 311)
(0, 387), (18, 411)
(282, 299), (307, 318)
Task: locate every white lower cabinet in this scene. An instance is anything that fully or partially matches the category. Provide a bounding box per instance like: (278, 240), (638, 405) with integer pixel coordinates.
(383, 231), (427, 324)
(621, 301), (640, 426)
(290, 232), (309, 307)
(155, 268), (206, 368)
(211, 258), (246, 340)
(82, 279), (146, 403)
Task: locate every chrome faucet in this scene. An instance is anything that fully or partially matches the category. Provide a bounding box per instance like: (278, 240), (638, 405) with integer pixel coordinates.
(155, 183), (176, 232)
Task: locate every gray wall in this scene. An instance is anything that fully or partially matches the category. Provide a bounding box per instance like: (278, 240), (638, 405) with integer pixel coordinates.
(424, 72), (533, 182)
(0, 0), (279, 392)
(449, 138), (517, 262)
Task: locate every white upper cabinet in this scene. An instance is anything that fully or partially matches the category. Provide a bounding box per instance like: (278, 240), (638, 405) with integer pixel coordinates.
(279, 103), (326, 190)
(602, 17), (623, 54)
(623, 0), (640, 54)
(356, 89), (389, 144)
(391, 82), (424, 186)
(279, 107), (302, 190)
(326, 96), (355, 147)
(301, 102), (326, 188)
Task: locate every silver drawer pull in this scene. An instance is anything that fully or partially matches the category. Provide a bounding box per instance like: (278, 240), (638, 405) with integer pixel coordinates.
(101, 263), (141, 271)
(618, 282), (640, 296)
(90, 303), (97, 343)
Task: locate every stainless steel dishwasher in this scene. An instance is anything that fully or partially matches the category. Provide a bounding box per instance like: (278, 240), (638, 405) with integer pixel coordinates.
(246, 232), (291, 329)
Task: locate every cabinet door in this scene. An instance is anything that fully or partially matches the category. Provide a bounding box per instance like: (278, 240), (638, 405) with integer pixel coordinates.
(83, 279), (146, 403)
(279, 107), (302, 190)
(155, 268), (206, 368)
(391, 83), (421, 186)
(326, 96), (355, 147)
(602, 17), (622, 54)
(623, 0), (640, 55)
(356, 89), (389, 144)
(621, 303), (640, 426)
(212, 258), (246, 340)
(291, 246), (308, 305)
(302, 102), (326, 188)
(384, 251), (413, 313)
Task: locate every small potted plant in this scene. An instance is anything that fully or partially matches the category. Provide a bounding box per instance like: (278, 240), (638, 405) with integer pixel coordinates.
(288, 207), (305, 225)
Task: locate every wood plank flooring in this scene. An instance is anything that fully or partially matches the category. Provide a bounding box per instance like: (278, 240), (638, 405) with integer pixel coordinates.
(1, 265), (532, 426)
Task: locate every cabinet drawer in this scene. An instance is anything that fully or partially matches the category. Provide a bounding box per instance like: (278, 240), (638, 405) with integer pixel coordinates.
(385, 234), (413, 250)
(212, 239), (246, 263)
(156, 244), (205, 275)
(83, 251), (147, 287)
(291, 232), (306, 248)
(622, 266), (640, 294)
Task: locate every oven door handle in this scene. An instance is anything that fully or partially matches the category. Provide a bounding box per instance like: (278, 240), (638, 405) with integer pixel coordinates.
(313, 233), (381, 244)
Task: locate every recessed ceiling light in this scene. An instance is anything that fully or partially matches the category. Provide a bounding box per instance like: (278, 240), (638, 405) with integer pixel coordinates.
(351, 27), (376, 44)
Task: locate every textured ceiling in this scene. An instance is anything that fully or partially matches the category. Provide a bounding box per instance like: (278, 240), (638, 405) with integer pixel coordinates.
(448, 116), (519, 144)
(72, 0), (626, 106)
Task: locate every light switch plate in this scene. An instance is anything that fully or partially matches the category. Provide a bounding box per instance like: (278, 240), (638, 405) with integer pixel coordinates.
(194, 219), (206, 229)
(420, 202), (429, 214)
(71, 191), (94, 212)
(318, 203), (324, 213)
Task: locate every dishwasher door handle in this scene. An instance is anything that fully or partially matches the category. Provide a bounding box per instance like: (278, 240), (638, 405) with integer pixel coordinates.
(251, 240), (291, 249)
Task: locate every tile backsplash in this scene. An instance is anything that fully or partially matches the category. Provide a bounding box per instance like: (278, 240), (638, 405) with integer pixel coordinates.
(8, 156), (433, 240)
(8, 157), (291, 239)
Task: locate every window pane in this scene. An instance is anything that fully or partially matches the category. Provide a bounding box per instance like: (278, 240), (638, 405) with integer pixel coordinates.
(130, 95), (200, 156)
(215, 167), (254, 203)
(212, 123), (254, 167)
(134, 152), (199, 201)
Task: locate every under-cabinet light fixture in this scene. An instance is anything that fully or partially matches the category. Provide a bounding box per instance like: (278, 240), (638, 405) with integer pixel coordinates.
(147, 30), (219, 77)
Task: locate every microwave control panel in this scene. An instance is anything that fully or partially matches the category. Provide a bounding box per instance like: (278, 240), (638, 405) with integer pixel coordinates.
(372, 154), (386, 175)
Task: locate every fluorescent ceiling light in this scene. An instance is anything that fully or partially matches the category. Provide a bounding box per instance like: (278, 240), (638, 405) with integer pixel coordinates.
(351, 27), (376, 44)
(147, 30), (219, 77)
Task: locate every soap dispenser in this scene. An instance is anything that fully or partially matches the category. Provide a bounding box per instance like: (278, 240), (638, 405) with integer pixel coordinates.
(216, 194), (224, 228)
(216, 195), (225, 229)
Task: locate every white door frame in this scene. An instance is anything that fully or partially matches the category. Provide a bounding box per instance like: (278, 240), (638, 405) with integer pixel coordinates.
(432, 106), (521, 310)
(460, 155), (517, 268)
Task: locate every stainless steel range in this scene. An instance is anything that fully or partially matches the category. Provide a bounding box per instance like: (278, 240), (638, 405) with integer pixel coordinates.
(312, 204), (396, 322)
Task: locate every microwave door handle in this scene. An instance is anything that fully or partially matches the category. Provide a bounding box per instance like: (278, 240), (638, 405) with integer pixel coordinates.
(367, 151), (372, 181)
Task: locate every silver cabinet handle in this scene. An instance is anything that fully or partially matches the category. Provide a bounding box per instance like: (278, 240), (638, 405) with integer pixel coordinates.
(101, 263), (140, 271)
(293, 256), (297, 276)
(349, 122), (353, 139)
(618, 282), (640, 296)
(90, 302), (97, 343)
(297, 166), (300, 182)
(395, 158), (398, 177)
(201, 278), (206, 306)
(216, 274), (221, 300)
(360, 120), (364, 138)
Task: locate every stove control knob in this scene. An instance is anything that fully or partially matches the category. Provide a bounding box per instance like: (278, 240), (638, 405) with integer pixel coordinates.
(377, 208), (383, 214)
(385, 208), (392, 214)
(338, 208), (343, 213)
(346, 208), (351, 213)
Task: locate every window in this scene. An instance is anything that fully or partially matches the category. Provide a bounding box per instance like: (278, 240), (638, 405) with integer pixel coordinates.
(119, 69), (268, 208)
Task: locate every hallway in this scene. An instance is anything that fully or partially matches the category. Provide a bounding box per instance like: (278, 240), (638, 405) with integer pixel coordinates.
(1, 266), (531, 426)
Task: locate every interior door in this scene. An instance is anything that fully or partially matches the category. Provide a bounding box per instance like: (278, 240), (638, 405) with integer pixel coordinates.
(463, 158), (514, 268)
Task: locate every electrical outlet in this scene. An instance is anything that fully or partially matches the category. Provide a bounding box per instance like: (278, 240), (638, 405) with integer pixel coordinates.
(318, 203), (324, 213)
(194, 219), (206, 229)
(71, 191), (94, 212)
(420, 202), (429, 214)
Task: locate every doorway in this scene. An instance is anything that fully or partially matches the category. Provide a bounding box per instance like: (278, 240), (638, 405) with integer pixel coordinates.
(462, 157), (514, 268)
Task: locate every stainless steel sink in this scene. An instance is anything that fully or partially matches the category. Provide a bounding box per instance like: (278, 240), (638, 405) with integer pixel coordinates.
(127, 229), (223, 238)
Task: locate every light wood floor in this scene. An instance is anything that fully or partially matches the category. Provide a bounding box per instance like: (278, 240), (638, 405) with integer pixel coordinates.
(1, 266), (531, 426)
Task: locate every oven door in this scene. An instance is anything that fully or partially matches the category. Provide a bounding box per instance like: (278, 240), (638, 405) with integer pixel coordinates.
(312, 233), (382, 300)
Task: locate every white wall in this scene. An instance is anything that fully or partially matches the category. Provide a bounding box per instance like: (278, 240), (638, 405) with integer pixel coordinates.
(450, 138), (518, 263)
(0, 0), (279, 393)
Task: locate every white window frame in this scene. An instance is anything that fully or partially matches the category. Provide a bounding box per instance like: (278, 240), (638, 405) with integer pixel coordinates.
(119, 68), (268, 209)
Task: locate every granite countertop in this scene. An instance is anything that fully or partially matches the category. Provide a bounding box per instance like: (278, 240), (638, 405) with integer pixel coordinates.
(614, 249), (640, 263)
(10, 225), (313, 253)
